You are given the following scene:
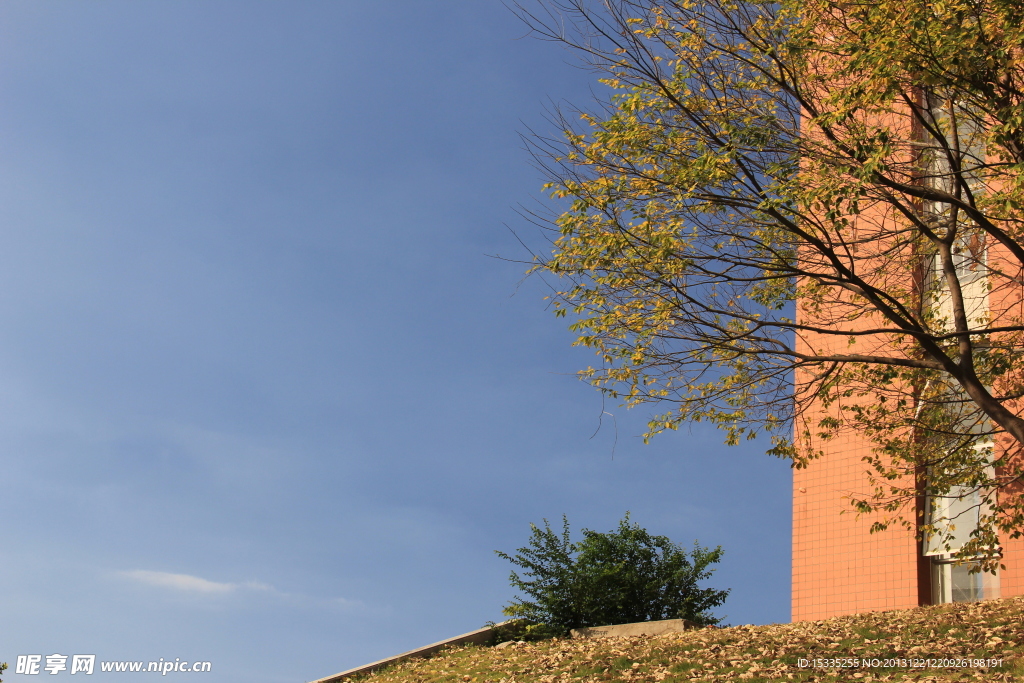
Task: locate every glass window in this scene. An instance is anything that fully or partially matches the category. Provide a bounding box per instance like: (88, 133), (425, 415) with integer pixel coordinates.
(931, 558), (984, 604)
(923, 484), (981, 556)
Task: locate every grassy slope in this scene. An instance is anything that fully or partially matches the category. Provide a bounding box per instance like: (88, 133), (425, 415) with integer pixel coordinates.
(355, 597), (1024, 682)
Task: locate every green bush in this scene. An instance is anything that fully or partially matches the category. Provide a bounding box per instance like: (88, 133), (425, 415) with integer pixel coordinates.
(488, 617), (562, 643)
(496, 514), (729, 637)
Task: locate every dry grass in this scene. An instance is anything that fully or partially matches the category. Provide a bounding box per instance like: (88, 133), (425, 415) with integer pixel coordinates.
(353, 597), (1024, 682)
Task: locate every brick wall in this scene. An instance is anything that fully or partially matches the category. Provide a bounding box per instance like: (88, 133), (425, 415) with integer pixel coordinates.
(792, 429), (921, 621)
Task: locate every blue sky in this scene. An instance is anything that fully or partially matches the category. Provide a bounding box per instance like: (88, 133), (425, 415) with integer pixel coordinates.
(0, 2), (790, 682)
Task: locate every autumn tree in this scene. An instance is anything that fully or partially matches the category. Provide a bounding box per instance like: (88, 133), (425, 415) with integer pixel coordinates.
(516, 0), (1024, 567)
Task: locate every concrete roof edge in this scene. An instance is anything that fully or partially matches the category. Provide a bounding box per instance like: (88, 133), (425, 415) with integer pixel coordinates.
(308, 621), (513, 683)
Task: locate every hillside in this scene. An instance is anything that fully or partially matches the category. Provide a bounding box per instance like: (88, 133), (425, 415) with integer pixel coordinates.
(351, 597), (1024, 682)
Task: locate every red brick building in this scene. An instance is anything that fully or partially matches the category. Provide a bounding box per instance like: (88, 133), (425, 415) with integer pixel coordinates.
(788, 80), (1024, 620)
(793, 438), (1024, 620)
(792, 264), (1024, 620)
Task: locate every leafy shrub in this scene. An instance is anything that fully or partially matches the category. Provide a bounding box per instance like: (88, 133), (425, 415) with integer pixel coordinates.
(488, 617), (561, 643)
(496, 514), (729, 637)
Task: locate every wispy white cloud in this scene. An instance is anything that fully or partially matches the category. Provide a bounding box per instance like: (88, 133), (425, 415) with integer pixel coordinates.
(240, 580), (274, 592)
(117, 570), (268, 594)
(331, 596), (366, 610)
(116, 570), (362, 610)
